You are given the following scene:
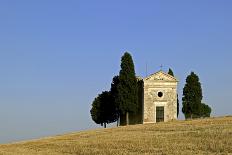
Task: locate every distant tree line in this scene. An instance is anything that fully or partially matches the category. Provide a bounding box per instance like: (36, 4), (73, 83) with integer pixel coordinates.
(90, 52), (212, 128)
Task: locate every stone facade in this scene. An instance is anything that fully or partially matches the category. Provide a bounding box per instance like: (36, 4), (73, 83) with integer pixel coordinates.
(143, 71), (178, 123)
(119, 70), (178, 125)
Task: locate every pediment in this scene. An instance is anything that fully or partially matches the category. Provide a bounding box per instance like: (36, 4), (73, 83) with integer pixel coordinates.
(144, 70), (178, 82)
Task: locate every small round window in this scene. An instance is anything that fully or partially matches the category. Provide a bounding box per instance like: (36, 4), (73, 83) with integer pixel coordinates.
(158, 92), (163, 97)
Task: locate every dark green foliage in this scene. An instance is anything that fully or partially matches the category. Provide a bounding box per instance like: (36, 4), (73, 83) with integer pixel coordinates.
(116, 52), (138, 125)
(136, 79), (144, 124)
(90, 52), (139, 127)
(168, 68), (179, 118)
(110, 75), (120, 125)
(177, 94), (179, 117)
(200, 103), (212, 118)
(182, 72), (203, 119)
(110, 76), (119, 100)
(90, 96), (101, 125)
(90, 91), (118, 128)
(168, 68), (174, 76)
(129, 79), (144, 125)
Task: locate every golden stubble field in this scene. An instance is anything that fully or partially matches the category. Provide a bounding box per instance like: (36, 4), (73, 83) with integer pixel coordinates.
(0, 116), (231, 155)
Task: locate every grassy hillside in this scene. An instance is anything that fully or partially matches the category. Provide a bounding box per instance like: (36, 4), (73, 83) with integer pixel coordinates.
(0, 116), (231, 155)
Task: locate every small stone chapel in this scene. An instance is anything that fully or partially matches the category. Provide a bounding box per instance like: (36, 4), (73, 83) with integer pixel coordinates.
(120, 70), (178, 125)
(143, 70), (178, 123)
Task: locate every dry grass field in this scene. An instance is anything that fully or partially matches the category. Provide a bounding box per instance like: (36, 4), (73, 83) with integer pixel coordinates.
(0, 116), (231, 155)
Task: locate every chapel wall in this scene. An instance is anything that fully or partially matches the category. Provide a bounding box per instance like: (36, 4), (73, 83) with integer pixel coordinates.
(143, 79), (177, 123)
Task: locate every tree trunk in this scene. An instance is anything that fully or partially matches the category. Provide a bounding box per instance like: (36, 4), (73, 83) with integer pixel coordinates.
(126, 112), (129, 125)
(104, 123), (106, 128)
(117, 116), (120, 127)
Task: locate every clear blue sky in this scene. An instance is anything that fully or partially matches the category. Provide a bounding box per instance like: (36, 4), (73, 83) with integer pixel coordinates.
(0, 0), (232, 143)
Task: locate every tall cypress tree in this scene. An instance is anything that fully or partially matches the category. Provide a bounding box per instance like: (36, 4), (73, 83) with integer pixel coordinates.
(116, 52), (138, 125)
(182, 72), (202, 119)
(176, 94), (179, 118)
(168, 68), (179, 118)
(110, 75), (120, 126)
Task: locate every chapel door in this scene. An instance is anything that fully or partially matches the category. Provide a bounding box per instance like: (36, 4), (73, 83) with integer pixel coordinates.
(156, 106), (164, 122)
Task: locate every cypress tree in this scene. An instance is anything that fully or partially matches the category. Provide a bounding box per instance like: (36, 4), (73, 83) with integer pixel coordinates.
(168, 68), (179, 118)
(200, 103), (212, 118)
(182, 72), (202, 119)
(137, 78), (144, 124)
(116, 52), (138, 125)
(177, 94), (179, 118)
(168, 68), (174, 76)
(90, 91), (117, 128)
(90, 96), (101, 126)
(110, 75), (120, 126)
